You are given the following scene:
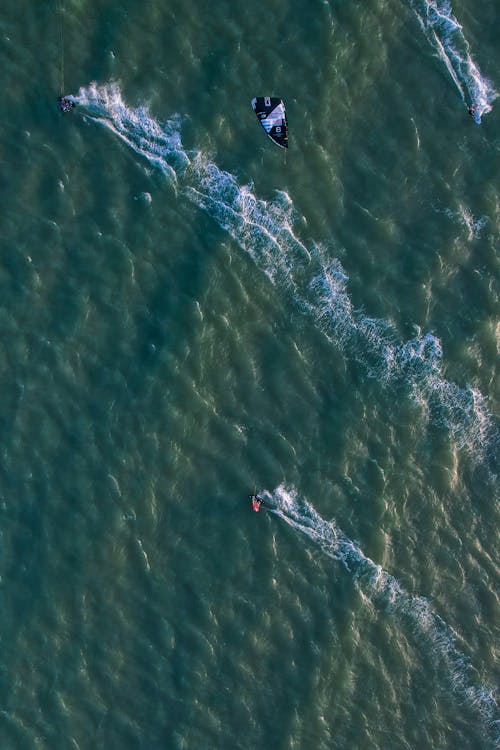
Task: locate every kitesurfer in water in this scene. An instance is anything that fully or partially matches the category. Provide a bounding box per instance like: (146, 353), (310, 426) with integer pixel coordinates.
(251, 495), (265, 512)
(468, 104), (477, 118)
(58, 96), (75, 113)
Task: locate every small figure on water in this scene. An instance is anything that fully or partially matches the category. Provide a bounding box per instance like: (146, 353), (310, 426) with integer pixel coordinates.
(250, 494), (265, 512)
(58, 96), (75, 113)
(467, 103), (482, 125)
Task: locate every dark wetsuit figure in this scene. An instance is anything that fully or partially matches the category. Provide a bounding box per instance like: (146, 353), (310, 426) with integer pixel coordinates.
(58, 97), (75, 112)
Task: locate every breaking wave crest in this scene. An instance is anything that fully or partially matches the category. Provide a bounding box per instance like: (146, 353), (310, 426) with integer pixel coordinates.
(72, 83), (497, 462)
(266, 485), (499, 743)
(407, 0), (498, 122)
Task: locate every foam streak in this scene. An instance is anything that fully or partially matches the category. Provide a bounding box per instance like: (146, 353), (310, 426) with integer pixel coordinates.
(407, 0), (498, 122)
(266, 485), (499, 743)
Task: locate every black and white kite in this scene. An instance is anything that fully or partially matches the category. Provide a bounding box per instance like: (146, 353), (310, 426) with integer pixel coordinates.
(251, 97), (288, 149)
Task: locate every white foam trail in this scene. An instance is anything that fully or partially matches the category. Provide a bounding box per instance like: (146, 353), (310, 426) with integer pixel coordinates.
(72, 83), (497, 462)
(266, 485), (499, 742)
(407, 0), (498, 122)
(186, 156), (495, 461)
(72, 82), (189, 182)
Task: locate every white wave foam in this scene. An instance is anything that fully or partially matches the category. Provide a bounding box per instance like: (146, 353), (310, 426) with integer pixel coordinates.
(72, 83), (497, 462)
(437, 206), (489, 239)
(267, 485), (499, 741)
(186, 153), (311, 285)
(407, 0), (498, 122)
(185, 161), (495, 457)
(72, 82), (189, 182)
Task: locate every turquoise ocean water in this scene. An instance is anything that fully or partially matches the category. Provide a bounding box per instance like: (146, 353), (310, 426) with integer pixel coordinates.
(0, 1), (498, 748)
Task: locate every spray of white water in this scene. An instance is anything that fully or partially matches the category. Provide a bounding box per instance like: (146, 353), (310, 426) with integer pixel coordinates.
(407, 0), (498, 122)
(71, 83), (497, 463)
(265, 485), (499, 743)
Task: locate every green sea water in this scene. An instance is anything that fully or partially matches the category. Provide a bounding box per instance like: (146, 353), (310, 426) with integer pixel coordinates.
(0, 1), (498, 748)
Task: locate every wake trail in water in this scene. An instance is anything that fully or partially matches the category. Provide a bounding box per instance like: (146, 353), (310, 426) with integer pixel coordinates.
(68, 83), (189, 183)
(266, 485), (499, 744)
(407, 0), (498, 122)
(72, 82), (497, 463)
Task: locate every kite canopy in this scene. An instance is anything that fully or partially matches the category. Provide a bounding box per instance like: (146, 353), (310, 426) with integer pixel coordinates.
(251, 97), (288, 149)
